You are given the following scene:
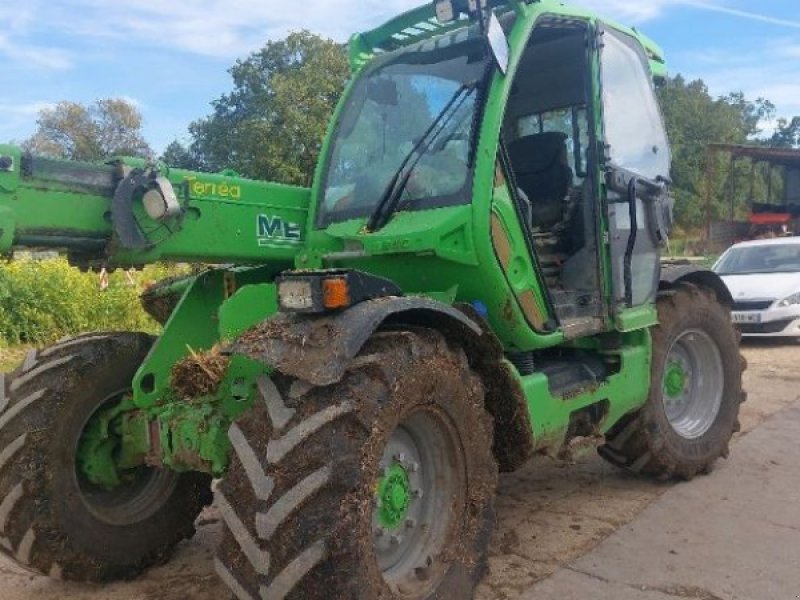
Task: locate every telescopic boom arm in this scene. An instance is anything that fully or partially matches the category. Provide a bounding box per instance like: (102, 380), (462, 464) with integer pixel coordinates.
(0, 144), (311, 268)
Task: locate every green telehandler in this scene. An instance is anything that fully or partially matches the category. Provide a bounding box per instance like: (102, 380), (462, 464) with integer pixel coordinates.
(0, 1), (744, 598)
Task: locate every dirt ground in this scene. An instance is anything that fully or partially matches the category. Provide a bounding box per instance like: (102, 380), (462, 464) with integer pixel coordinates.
(1, 339), (797, 600)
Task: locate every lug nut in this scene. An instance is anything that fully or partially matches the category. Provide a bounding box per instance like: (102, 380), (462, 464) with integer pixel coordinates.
(394, 452), (406, 463)
(390, 534), (402, 546)
(413, 489), (424, 499)
(375, 528), (386, 538)
(408, 461), (420, 472)
(405, 518), (417, 529)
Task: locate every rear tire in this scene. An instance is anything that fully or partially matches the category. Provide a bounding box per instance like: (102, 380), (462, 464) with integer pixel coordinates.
(215, 328), (498, 600)
(599, 283), (745, 480)
(0, 332), (212, 581)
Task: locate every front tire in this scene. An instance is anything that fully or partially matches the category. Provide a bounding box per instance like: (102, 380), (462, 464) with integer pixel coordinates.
(215, 328), (498, 600)
(600, 283), (745, 479)
(0, 332), (212, 581)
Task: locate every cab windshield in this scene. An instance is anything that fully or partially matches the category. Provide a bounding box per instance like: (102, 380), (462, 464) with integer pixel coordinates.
(318, 36), (488, 226)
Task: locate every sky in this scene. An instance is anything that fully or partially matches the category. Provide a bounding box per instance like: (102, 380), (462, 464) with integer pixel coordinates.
(0, 0), (798, 154)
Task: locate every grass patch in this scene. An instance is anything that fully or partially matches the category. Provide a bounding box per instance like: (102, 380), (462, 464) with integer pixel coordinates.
(0, 346), (29, 372)
(0, 258), (188, 347)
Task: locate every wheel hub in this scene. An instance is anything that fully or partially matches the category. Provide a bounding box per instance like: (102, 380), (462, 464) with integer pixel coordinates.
(377, 463), (412, 529)
(371, 412), (464, 596)
(664, 361), (688, 398)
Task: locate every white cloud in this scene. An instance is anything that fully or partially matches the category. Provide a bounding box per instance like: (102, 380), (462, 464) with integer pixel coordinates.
(676, 38), (800, 127)
(682, 2), (800, 29)
(0, 101), (58, 117)
(41, 0), (424, 58)
(577, 0), (800, 29)
(4, 0), (796, 62)
(0, 101), (58, 141)
(116, 95), (144, 109)
(574, 0), (679, 23)
(775, 43), (800, 60)
(0, 4), (72, 71)
(0, 35), (72, 70)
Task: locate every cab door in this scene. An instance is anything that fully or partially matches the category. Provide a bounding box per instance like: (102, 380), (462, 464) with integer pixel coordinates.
(598, 26), (673, 315)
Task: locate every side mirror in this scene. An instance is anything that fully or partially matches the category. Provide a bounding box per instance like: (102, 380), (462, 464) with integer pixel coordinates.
(486, 12), (509, 74)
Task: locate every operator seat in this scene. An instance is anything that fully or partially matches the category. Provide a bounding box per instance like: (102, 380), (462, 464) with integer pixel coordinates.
(508, 132), (573, 229)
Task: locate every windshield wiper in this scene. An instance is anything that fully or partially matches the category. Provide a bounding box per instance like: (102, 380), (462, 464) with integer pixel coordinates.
(364, 81), (477, 233)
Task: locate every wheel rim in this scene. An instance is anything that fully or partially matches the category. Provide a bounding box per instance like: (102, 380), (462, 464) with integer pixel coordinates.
(372, 410), (465, 596)
(77, 467), (179, 527)
(661, 329), (724, 440)
(74, 390), (180, 527)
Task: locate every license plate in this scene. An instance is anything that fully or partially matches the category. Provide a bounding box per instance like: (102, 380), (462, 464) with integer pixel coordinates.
(732, 312), (761, 324)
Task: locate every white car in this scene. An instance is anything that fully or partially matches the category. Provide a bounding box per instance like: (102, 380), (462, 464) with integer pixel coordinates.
(713, 237), (800, 337)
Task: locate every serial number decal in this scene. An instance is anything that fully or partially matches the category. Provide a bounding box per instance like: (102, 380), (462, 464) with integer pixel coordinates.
(186, 177), (242, 200)
(257, 214), (302, 247)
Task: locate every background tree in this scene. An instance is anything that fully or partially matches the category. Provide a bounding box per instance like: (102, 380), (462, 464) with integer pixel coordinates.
(188, 31), (350, 186)
(657, 76), (781, 230)
(768, 117), (800, 149)
(24, 98), (152, 161)
(160, 140), (203, 170)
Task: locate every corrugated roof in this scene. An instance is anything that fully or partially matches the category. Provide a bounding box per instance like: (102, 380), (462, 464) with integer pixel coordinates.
(708, 144), (800, 168)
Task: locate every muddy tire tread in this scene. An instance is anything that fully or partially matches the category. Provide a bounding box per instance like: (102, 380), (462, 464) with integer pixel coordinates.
(216, 328), (497, 600)
(0, 332), (212, 581)
(599, 283), (745, 480)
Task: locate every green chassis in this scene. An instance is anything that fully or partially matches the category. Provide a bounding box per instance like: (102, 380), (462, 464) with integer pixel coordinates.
(76, 263), (651, 489)
(0, 0), (670, 488)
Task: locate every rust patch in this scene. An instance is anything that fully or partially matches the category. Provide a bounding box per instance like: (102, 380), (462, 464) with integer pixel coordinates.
(501, 297), (515, 323)
(518, 291), (546, 331)
(490, 213), (512, 269)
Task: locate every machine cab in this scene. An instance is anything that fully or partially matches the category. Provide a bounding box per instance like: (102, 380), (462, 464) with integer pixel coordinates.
(308, 0), (674, 350)
(495, 13), (673, 340)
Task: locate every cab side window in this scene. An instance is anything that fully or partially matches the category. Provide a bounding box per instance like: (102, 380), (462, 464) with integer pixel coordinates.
(601, 31), (671, 180)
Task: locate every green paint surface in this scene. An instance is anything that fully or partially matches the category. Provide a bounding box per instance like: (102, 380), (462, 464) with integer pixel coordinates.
(377, 463), (412, 529)
(3, 0), (677, 482)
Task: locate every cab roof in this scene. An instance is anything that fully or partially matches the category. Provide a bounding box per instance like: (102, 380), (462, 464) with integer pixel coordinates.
(349, 0), (667, 77)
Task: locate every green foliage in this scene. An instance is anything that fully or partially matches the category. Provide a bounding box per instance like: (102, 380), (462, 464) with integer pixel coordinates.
(0, 258), (185, 346)
(769, 117), (800, 148)
(160, 140), (203, 170)
(188, 31), (351, 186)
(23, 98), (153, 162)
(657, 76), (783, 230)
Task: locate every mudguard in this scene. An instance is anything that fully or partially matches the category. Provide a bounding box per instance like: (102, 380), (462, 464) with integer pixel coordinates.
(235, 297), (480, 385)
(234, 296), (535, 472)
(660, 262), (733, 306)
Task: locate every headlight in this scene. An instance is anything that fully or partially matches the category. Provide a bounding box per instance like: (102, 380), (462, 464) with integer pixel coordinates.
(276, 270), (402, 313)
(278, 279), (315, 311)
(777, 291), (800, 308)
(277, 276), (351, 312)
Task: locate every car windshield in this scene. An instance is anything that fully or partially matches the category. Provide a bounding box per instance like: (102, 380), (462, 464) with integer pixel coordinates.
(714, 243), (800, 275)
(318, 35), (488, 226)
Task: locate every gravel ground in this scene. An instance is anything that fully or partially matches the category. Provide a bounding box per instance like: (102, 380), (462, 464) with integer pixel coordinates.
(1, 339), (797, 600)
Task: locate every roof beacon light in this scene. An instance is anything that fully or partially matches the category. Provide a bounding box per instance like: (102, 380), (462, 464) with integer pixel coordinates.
(435, 0), (456, 23)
